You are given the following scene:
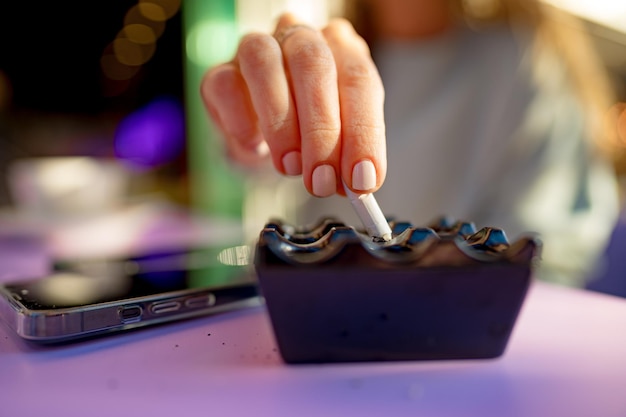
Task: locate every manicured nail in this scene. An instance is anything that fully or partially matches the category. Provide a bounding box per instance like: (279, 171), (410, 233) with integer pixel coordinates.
(352, 160), (377, 191)
(312, 165), (336, 197)
(282, 151), (302, 176)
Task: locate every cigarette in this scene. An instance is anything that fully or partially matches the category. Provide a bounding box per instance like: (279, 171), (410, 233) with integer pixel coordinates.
(343, 182), (392, 242)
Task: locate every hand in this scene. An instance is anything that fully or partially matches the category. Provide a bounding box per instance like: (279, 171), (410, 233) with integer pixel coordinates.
(200, 13), (387, 197)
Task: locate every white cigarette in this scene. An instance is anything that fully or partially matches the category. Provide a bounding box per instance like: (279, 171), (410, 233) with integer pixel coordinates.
(343, 182), (392, 242)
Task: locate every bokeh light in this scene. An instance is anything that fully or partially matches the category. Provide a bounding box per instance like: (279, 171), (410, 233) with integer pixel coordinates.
(113, 36), (156, 66)
(124, 4), (166, 38)
(100, 45), (141, 81)
(140, 0), (181, 19)
(100, 0), (181, 97)
(124, 23), (157, 45)
(186, 20), (239, 67)
(114, 96), (186, 168)
(138, 2), (168, 22)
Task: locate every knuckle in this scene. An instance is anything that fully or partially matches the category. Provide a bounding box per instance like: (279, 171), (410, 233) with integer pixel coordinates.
(287, 39), (334, 72)
(238, 33), (281, 68)
(344, 121), (384, 135)
(324, 18), (370, 53)
(267, 116), (298, 138)
(301, 124), (341, 144)
(229, 124), (258, 142)
(204, 66), (237, 97)
(341, 61), (376, 89)
(343, 124), (385, 151)
(328, 17), (353, 30)
(324, 18), (355, 39)
(352, 36), (371, 54)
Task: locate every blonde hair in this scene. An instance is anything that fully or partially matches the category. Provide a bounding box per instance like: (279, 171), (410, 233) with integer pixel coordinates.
(341, 0), (620, 167)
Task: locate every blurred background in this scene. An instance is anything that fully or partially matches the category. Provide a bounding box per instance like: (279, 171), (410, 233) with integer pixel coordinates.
(0, 0), (187, 208)
(0, 0), (333, 223)
(0, 0), (317, 292)
(1, 0), (626, 239)
(0, 0), (335, 282)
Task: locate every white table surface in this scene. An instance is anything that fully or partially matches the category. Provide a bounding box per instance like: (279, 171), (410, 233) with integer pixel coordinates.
(1, 280), (625, 417)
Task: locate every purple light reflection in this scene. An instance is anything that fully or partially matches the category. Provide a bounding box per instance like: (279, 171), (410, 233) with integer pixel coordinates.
(114, 96), (185, 169)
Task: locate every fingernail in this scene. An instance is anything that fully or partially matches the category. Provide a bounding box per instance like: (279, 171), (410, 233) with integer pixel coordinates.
(352, 160), (377, 191)
(282, 151), (302, 176)
(312, 165), (336, 197)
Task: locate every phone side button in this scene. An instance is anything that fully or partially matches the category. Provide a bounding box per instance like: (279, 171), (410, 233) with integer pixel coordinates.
(150, 301), (181, 315)
(184, 293), (216, 309)
(119, 306), (143, 323)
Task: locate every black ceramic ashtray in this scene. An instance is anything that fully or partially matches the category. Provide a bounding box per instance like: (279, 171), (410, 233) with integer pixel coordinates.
(254, 217), (541, 364)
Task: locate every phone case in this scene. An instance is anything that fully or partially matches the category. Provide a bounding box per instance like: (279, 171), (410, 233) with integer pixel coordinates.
(0, 282), (260, 343)
(255, 217), (541, 364)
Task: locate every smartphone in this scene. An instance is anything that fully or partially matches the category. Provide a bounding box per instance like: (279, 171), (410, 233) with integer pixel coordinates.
(0, 245), (260, 343)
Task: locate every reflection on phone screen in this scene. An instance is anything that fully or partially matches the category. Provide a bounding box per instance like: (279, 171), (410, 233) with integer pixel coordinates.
(7, 245), (254, 309)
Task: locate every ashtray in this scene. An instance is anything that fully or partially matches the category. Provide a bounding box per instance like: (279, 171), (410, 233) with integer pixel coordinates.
(254, 217), (541, 364)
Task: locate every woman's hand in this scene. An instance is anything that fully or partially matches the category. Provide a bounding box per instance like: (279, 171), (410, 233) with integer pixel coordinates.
(200, 13), (386, 197)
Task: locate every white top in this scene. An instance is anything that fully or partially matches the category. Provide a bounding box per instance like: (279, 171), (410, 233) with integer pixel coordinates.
(251, 25), (619, 287)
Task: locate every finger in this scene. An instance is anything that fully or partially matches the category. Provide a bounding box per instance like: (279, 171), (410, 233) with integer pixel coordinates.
(278, 17), (342, 197)
(323, 18), (386, 194)
(200, 63), (268, 165)
(273, 12), (301, 38)
(236, 32), (302, 176)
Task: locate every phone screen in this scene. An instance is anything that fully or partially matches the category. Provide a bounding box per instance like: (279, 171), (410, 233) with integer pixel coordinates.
(5, 245), (254, 310)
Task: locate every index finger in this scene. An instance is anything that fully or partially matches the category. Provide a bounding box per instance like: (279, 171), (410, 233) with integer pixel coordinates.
(275, 14), (343, 197)
(323, 18), (386, 194)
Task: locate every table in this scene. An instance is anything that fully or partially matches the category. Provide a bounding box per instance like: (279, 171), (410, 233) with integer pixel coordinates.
(1, 280), (625, 417)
